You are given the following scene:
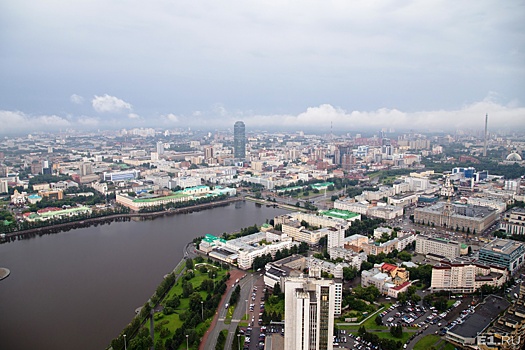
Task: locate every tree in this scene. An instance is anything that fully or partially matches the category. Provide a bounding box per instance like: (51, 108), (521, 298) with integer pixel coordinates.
(397, 292), (407, 305)
(343, 267), (358, 281)
(375, 314), (383, 326)
(397, 251), (412, 262)
(185, 258), (194, 270)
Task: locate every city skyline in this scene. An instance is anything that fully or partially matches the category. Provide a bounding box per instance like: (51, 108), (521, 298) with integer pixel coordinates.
(1, 1), (524, 134)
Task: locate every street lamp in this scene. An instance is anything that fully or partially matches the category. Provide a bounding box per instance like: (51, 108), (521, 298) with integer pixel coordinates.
(237, 333), (240, 350)
(245, 299), (248, 319)
(186, 334), (189, 350)
(123, 334), (127, 350)
(201, 300), (204, 320)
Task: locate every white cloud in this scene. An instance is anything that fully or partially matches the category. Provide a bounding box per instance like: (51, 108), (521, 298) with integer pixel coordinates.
(92, 94), (132, 113)
(70, 94), (84, 104)
(0, 110), (71, 134)
(128, 113), (140, 119)
(161, 113), (179, 123)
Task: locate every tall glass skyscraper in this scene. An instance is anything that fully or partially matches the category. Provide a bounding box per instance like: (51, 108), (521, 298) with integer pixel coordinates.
(234, 121), (246, 159)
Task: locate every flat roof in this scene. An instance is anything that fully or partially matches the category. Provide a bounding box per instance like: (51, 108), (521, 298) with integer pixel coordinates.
(447, 295), (509, 339)
(39, 206), (91, 217)
(133, 192), (190, 202)
(320, 209), (359, 220)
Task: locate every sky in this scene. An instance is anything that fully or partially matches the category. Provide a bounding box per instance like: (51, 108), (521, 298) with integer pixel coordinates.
(0, 0), (524, 134)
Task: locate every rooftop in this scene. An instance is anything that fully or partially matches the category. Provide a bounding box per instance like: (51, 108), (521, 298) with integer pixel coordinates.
(133, 192), (190, 202)
(447, 295), (509, 339)
(320, 208), (359, 220)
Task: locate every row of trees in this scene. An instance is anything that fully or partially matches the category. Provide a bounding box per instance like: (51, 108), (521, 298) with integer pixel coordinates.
(357, 326), (403, 350)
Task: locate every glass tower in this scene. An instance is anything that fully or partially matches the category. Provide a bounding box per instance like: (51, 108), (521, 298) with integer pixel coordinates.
(234, 121), (246, 159)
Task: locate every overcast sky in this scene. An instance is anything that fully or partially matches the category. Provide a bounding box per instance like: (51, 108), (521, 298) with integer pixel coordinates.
(1, 0), (524, 134)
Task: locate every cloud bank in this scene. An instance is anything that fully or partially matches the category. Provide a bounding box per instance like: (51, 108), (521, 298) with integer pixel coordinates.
(1, 97), (522, 135)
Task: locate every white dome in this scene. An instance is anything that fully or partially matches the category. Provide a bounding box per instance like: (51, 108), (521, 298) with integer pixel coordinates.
(506, 152), (522, 161)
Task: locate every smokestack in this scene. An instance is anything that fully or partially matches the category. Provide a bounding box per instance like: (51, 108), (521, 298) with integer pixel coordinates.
(483, 113), (488, 157)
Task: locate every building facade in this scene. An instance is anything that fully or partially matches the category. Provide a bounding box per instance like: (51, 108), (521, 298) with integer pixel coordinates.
(500, 208), (525, 235)
(284, 277), (336, 350)
(431, 261), (508, 293)
(414, 202), (498, 233)
(478, 238), (525, 274)
(415, 235), (461, 260)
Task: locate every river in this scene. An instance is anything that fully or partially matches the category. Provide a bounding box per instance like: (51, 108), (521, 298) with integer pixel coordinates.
(0, 201), (289, 350)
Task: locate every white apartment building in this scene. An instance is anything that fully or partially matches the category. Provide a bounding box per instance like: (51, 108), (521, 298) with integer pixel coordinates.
(284, 277), (336, 350)
(415, 235), (461, 260)
(500, 208), (525, 235)
(431, 261), (508, 293)
(404, 176), (430, 192)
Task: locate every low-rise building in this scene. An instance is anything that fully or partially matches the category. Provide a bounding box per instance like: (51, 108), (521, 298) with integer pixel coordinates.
(500, 207), (525, 235)
(361, 263), (411, 297)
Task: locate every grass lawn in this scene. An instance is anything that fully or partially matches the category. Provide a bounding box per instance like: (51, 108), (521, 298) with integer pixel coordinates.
(150, 267), (228, 341)
(264, 299), (284, 317)
(446, 300), (456, 309)
(413, 335), (441, 350)
(348, 330), (412, 344)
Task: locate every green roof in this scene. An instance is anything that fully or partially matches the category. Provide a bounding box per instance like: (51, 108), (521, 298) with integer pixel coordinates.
(320, 209), (359, 220)
(311, 182), (334, 189)
(133, 192), (190, 203)
(461, 244), (468, 249)
(262, 223), (271, 228)
(2, 220), (12, 226)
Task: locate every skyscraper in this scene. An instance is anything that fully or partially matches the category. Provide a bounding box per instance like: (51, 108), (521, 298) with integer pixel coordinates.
(156, 141), (164, 155)
(234, 121), (246, 160)
(284, 276), (335, 350)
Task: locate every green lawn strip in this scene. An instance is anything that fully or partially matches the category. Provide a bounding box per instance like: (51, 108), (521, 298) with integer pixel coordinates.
(348, 330), (412, 343)
(413, 335), (441, 350)
(446, 300), (456, 308)
(239, 321), (249, 327)
(224, 305), (235, 324)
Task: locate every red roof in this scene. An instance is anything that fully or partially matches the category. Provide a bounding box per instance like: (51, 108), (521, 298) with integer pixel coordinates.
(381, 263), (398, 272)
(392, 281), (411, 291)
(37, 207), (61, 214)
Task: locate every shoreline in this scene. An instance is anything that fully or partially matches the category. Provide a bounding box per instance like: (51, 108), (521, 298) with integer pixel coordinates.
(0, 197), (243, 244)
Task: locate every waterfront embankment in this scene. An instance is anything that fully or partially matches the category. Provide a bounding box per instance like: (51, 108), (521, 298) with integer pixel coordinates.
(0, 197), (243, 244)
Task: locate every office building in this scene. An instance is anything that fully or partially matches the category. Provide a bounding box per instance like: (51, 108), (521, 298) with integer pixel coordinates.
(500, 207), (525, 235)
(478, 238), (525, 274)
(233, 121), (246, 160)
(431, 261), (508, 293)
(284, 276), (336, 350)
(415, 235), (461, 260)
(414, 202), (498, 233)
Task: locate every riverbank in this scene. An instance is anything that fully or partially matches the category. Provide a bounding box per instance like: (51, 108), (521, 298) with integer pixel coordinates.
(0, 197), (243, 244)
(0, 268), (10, 281)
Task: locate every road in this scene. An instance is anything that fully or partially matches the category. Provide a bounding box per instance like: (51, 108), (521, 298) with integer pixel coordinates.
(200, 271), (260, 350)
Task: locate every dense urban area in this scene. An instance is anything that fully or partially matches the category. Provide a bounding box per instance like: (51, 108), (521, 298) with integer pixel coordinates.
(1, 122), (525, 350)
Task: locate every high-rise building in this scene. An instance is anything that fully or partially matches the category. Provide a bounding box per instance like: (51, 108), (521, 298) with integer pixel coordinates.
(233, 121), (246, 160)
(80, 162), (93, 177)
(284, 276), (336, 350)
(156, 141), (164, 155)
